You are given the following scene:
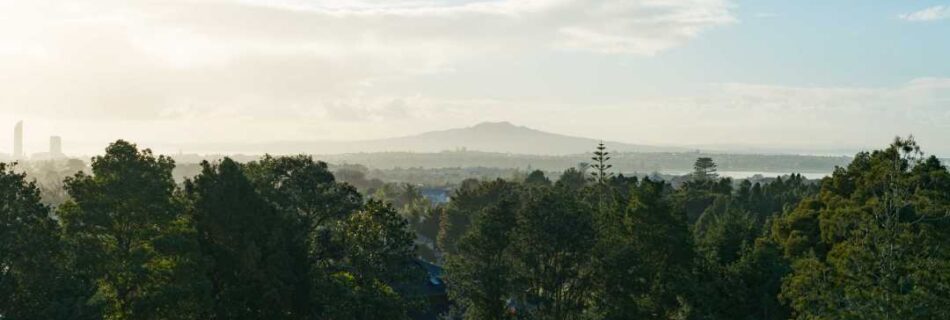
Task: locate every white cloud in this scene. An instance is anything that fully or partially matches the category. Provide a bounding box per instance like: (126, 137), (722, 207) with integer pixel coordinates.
(2, 1), (949, 155)
(0, 0), (735, 121)
(899, 5), (950, 22)
(604, 78), (950, 153)
(3, 75), (949, 155)
(1, 0), (736, 62)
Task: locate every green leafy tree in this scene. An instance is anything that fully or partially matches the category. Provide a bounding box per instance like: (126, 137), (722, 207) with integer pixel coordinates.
(0, 163), (101, 319)
(445, 193), (520, 320)
(736, 175), (817, 221)
(675, 176), (733, 224)
(779, 137), (950, 319)
(438, 180), (514, 255)
(556, 167), (588, 191)
(316, 271), (413, 320)
(319, 200), (423, 320)
(244, 155), (363, 315)
(524, 170), (552, 187)
(695, 203), (758, 267)
(674, 157), (733, 225)
(58, 140), (208, 319)
(593, 178), (694, 319)
(692, 203), (765, 320)
(728, 237), (791, 320)
(245, 154), (362, 231)
(511, 186), (596, 320)
(339, 200), (419, 284)
(186, 158), (297, 319)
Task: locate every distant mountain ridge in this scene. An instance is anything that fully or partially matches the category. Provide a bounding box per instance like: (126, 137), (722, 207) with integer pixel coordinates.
(182, 122), (684, 155)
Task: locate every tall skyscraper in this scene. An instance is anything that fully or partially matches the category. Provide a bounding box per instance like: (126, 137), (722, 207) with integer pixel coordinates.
(50, 136), (62, 156)
(13, 121), (22, 159)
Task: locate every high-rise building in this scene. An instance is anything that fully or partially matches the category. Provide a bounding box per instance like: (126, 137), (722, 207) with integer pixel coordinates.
(50, 136), (62, 156)
(13, 121), (22, 159)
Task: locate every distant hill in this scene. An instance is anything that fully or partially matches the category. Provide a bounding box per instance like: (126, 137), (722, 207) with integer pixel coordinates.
(359, 121), (683, 155)
(182, 122), (684, 155)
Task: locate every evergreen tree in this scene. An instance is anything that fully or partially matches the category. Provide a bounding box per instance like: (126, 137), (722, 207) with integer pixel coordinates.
(693, 234), (790, 320)
(692, 157), (718, 182)
(692, 203), (764, 320)
(590, 142), (614, 184)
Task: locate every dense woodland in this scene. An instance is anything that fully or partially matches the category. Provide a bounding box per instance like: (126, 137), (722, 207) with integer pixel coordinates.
(295, 150), (852, 175)
(2, 137), (950, 319)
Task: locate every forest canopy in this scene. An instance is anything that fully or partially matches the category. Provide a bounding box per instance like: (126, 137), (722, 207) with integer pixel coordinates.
(2, 137), (949, 320)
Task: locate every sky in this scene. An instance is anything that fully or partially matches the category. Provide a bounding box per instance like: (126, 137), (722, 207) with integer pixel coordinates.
(0, 0), (948, 156)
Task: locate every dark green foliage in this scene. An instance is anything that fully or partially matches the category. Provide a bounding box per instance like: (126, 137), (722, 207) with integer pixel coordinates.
(186, 158), (297, 318)
(58, 140), (209, 319)
(687, 162), (818, 320)
(443, 146), (843, 320)
(0, 163), (101, 319)
(438, 179), (515, 255)
(676, 159), (734, 224)
(444, 180), (602, 320)
(2, 141), (424, 319)
(372, 182), (441, 260)
(590, 142), (614, 184)
(314, 271), (412, 320)
(5, 138), (950, 320)
(692, 157), (718, 181)
(777, 137), (950, 319)
(695, 200), (758, 265)
(735, 174), (818, 221)
(556, 167), (588, 191)
(244, 154), (365, 316)
(373, 183), (422, 209)
(592, 178), (694, 319)
(339, 201), (419, 284)
(510, 186), (597, 320)
(245, 154), (362, 229)
(445, 194), (519, 320)
(524, 170), (551, 186)
(693, 204), (788, 320)
(318, 200), (423, 320)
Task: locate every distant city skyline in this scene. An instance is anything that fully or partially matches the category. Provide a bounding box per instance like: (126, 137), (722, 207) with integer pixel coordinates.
(13, 121), (22, 159)
(3, 120), (67, 160)
(50, 135), (62, 156)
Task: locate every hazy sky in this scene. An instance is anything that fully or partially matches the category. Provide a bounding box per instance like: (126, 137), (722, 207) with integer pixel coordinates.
(1, 0), (948, 156)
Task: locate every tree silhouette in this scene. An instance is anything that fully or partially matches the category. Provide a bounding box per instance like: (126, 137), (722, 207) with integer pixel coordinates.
(692, 157), (718, 181)
(590, 142), (614, 184)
